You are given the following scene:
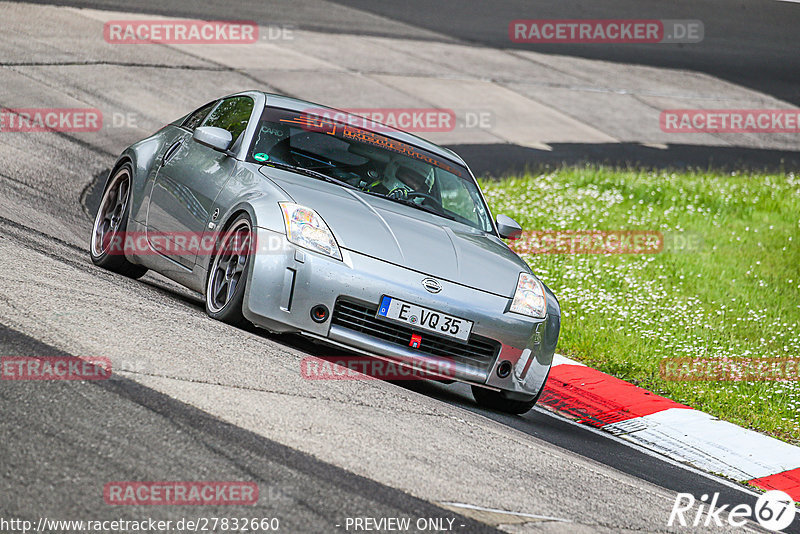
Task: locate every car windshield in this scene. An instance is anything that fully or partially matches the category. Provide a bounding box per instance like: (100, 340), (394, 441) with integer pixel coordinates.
(248, 106), (494, 232)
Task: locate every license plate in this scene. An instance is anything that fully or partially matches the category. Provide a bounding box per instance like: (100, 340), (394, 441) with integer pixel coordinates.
(376, 296), (473, 342)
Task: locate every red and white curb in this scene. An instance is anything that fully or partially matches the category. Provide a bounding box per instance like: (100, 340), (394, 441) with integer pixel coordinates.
(540, 355), (800, 501)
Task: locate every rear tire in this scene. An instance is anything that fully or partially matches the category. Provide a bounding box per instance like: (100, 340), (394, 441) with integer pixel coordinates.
(471, 385), (540, 415)
(89, 164), (148, 279)
(205, 214), (253, 327)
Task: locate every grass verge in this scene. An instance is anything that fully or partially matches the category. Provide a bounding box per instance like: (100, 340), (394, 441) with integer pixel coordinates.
(480, 166), (800, 444)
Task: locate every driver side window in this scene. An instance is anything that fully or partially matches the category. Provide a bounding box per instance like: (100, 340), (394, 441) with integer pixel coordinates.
(202, 96), (255, 144)
(182, 101), (216, 131)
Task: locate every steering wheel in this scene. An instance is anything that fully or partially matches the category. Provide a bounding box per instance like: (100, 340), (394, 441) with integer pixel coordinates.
(406, 191), (443, 208)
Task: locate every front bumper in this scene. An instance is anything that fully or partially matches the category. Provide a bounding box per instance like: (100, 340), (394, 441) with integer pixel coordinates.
(242, 227), (560, 398)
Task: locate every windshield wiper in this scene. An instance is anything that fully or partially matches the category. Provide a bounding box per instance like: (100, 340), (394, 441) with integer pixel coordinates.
(263, 161), (455, 222)
(365, 191), (456, 221)
(262, 160), (358, 190)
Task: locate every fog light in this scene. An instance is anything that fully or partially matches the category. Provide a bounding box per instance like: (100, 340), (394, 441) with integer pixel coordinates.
(497, 360), (513, 378)
(310, 305), (329, 323)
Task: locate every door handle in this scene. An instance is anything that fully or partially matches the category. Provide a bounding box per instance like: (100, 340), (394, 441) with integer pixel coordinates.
(161, 139), (183, 167)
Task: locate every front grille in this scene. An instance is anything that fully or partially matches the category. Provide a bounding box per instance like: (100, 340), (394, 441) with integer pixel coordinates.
(331, 299), (500, 373)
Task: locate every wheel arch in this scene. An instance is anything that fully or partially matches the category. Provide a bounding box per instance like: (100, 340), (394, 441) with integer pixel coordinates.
(197, 205), (255, 276)
(114, 135), (169, 225)
(99, 155), (134, 197)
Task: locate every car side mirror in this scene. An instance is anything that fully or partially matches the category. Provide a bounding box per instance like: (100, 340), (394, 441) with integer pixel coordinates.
(496, 214), (523, 240)
(193, 126), (233, 153)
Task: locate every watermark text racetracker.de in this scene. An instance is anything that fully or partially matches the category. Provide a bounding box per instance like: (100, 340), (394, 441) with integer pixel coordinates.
(510, 230), (663, 255)
(0, 108), (151, 133)
(104, 481), (258, 506)
(0, 108), (102, 133)
(661, 109), (800, 133)
(1, 356), (111, 380)
(508, 230), (704, 255)
(301, 107), (495, 133)
(510, 19), (703, 43)
(95, 231), (290, 257)
(301, 356), (458, 381)
(661, 357), (800, 382)
(103, 20), (294, 43)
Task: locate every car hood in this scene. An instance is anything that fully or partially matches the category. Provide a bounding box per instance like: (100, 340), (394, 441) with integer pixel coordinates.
(260, 167), (529, 297)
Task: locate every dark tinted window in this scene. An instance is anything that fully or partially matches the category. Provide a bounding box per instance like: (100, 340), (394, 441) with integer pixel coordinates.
(182, 101), (216, 131)
(202, 96), (255, 143)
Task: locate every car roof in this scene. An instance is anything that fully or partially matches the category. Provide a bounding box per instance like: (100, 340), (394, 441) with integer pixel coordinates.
(256, 92), (468, 168)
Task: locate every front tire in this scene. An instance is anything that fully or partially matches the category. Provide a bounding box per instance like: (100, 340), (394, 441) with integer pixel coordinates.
(89, 164), (148, 279)
(471, 386), (540, 415)
(205, 214), (253, 327)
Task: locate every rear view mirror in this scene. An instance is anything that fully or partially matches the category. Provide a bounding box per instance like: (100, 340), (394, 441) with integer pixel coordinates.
(193, 126), (233, 153)
(496, 214), (523, 240)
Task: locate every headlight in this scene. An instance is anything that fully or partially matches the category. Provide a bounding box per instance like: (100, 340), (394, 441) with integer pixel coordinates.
(509, 272), (547, 318)
(279, 202), (342, 260)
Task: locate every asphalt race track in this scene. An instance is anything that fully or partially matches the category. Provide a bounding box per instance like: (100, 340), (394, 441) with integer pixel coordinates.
(1, 1), (797, 533)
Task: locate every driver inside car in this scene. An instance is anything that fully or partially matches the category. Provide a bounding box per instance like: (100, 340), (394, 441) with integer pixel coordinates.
(364, 157), (435, 201)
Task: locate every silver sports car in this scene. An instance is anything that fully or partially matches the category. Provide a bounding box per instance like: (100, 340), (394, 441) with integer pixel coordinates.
(90, 91), (560, 414)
